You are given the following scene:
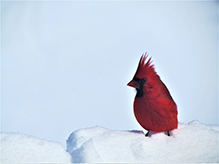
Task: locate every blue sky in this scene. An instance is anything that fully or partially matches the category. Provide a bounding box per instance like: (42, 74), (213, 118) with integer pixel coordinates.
(1, 1), (218, 146)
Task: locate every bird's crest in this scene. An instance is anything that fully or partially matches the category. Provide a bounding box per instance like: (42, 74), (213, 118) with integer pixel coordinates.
(134, 53), (157, 78)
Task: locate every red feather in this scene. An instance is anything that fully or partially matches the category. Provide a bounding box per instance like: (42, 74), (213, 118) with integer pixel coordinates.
(128, 53), (178, 134)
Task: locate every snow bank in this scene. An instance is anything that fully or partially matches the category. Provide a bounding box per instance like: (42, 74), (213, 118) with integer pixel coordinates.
(1, 132), (71, 163)
(1, 121), (218, 163)
(67, 120), (219, 163)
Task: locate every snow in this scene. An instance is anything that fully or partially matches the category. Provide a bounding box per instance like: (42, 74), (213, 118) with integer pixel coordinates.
(66, 120), (219, 163)
(1, 120), (218, 163)
(1, 132), (71, 163)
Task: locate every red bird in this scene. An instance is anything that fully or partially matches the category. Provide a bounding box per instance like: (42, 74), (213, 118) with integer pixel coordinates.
(127, 53), (178, 136)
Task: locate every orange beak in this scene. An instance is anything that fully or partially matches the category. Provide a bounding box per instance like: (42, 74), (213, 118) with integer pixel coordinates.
(127, 79), (140, 89)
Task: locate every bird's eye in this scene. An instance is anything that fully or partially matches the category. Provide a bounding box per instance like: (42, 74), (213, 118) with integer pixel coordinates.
(133, 77), (140, 81)
(133, 77), (147, 84)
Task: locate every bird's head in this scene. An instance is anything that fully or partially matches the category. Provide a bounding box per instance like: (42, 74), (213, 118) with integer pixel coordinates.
(127, 53), (160, 97)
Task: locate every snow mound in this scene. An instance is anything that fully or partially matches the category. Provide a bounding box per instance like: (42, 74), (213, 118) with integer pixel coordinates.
(67, 120), (219, 163)
(1, 121), (218, 163)
(1, 132), (71, 163)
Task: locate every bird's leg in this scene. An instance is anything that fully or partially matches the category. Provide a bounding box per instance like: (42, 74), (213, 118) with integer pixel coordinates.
(145, 130), (150, 137)
(166, 131), (170, 136)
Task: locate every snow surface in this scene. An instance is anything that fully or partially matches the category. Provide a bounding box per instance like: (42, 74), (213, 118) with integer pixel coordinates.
(1, 120), (218, 163)
(67, 120), (219, 163)
(1, 132), (71, 163)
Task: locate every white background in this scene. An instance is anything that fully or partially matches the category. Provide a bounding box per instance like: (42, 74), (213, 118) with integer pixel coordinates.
(1, 1), (218, 146)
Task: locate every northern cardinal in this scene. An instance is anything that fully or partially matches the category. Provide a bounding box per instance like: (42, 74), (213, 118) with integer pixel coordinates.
(127, 53), (178, 136)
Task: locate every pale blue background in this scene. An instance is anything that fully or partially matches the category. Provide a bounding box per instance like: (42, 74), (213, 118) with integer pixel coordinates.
(2, 1), (218, 146)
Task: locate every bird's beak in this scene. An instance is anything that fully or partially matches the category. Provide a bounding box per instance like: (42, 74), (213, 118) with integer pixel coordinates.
(127, 80), (140, 89)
